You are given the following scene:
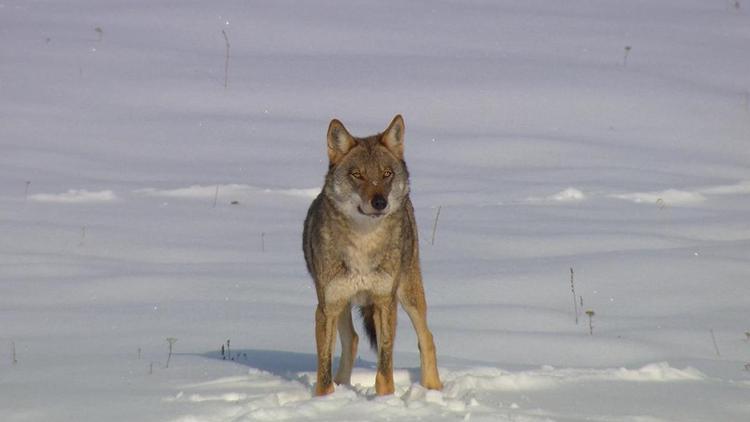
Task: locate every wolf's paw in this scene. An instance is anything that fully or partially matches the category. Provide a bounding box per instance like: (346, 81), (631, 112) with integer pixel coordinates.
(314, 382), (335, 396)
(375, 372), (396, 396)
(333, 374), (350, 386)
(422, 378), (443, 391)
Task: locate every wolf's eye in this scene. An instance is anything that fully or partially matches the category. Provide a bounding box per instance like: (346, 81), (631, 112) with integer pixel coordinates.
(350, 170), (363, 179)
(382, 169), (393, 178)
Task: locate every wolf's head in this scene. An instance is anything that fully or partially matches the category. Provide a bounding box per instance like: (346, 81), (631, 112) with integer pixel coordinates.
(322, 115), (410, 222)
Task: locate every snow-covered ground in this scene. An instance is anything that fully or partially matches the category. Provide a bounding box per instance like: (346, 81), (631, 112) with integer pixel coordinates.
(2, 1), (750, 421)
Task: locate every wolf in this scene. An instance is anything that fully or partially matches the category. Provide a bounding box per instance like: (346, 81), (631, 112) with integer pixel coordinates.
(303, 115), (442, 396)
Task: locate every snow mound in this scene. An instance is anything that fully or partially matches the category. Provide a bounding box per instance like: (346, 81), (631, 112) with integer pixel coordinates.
(698, 180), (750, 195)
(28, 189), (118, 203)
(609, 180), (750, 206)
(611, 189), (706, 206)
(169, 368), (509, 422)
(263, 187), (320, 199)
(134, 185), (319, 200)
(527, 187), (586, 203)
(135, 184), (253, 199)
(168, 363), (704, 422)
(607, 362), (705, 382)
(548, 187), (586, 202)
(444, 362), (704, 393)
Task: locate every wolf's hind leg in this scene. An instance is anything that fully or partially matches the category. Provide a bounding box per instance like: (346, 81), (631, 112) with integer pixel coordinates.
(334, 304), (358, 385)
(373, 298), (397, 395)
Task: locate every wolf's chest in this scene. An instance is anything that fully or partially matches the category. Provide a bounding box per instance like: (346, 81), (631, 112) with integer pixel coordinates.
(324, 270), (394, 304)
(341, 222), (394, 270)
(323, 228), (396, 303)
(343, 241), (381, 274)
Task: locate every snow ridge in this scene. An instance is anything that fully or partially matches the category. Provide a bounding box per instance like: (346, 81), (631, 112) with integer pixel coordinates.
(167, 363), (705, 422)
(28, 189), (118, 203)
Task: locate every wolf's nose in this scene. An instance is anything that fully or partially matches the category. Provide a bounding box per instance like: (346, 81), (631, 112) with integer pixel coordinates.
(371, 195), (388, 211)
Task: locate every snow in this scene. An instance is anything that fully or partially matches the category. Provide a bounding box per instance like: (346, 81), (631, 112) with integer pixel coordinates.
(134, 184), (319, 200)
(611, 189), (707, 205)
(2, 0), (750, 421)
(161, 363), (713, 422)
(28, 189), (119, 203)
(528, 187), (587, 203)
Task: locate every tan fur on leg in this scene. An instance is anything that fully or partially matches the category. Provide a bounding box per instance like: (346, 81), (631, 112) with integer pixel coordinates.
(373, 299), (397, 395)
(315, 304), (341, 396)
(334, 305), (358, 385)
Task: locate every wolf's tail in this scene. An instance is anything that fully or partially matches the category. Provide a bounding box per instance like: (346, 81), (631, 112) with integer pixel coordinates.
(358, 305), (377, 351)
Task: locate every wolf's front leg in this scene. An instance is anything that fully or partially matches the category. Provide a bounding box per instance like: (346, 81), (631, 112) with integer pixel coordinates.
(373, 298), (397, 395)
(315, 303), (341, 396)
(398, 280), (442, 390)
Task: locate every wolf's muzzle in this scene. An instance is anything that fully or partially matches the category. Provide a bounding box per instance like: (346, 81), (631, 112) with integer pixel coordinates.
(371, 194), (388, 211)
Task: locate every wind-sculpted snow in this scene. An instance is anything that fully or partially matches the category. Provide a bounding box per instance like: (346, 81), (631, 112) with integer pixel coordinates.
(527, 187), (587, 203)
(28, 189), (118, 203)
(164, 363), (709, 422)
(611, 189), (707, 205)
(135, 185), (320, 200)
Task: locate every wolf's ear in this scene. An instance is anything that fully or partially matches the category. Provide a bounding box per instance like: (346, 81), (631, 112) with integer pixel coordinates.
(327, 119), (356, 165)
(381, 114), (404, 159)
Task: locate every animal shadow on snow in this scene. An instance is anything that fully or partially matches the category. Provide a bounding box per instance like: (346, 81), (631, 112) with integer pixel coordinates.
(200, 348), (421, 385)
